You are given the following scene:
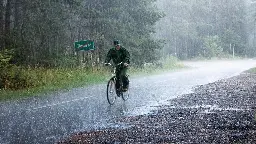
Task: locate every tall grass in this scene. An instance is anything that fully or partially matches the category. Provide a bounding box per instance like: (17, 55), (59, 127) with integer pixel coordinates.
(0, 67), (109, 101)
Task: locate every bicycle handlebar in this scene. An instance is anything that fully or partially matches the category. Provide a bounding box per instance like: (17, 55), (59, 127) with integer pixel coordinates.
(105, 63), (112, 66)
(117, 62), (123, 66)
(105, 62), (128, 67)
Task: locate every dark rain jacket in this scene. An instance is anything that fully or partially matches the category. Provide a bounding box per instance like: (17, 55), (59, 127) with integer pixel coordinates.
(105, 46), (130, 65)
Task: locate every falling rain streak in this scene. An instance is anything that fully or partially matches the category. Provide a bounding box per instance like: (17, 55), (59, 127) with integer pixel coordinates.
(0, 0), (256, 143)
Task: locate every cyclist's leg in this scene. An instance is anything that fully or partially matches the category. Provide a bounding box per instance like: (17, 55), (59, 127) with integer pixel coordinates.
(121, 67), (129, 89)
(115, 68), (122, 89)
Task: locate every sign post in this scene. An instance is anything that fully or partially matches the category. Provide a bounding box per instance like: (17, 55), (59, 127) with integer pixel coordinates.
(74, 40), (95, 66)
(74, 40), (95, 51)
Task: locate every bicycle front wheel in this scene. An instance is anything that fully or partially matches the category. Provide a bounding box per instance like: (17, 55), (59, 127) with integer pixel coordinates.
(107, 79), (116, 105)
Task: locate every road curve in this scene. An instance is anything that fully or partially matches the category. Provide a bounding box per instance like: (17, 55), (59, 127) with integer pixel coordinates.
(0, 60), (256, 144)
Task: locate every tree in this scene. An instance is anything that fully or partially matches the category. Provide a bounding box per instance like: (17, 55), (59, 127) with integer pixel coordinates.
(203, 36), (223, 58)
(155, 0), (248, 59)
(4, 0), (12, 49)
(0, 0), (3, 50)
(245, 0), (256, 57)
(75, 0), (163, 66)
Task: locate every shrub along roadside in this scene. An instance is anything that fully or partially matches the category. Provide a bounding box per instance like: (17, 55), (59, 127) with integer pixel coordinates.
(0, 56), (185, 101)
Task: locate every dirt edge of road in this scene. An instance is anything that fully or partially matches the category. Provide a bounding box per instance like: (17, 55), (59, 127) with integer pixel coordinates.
(58, 72), (256, 144)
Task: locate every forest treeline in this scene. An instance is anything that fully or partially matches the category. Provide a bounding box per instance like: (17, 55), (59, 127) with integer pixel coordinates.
(0, 0), (256, 90)
(155, 0), (256, 59)
(1, 0), (256, 67)
(0, 0), (163, 67)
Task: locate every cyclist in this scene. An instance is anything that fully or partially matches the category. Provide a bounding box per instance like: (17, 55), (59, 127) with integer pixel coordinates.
(104, 40), (130, 92)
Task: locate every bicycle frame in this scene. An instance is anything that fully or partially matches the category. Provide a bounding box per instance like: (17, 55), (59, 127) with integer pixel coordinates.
(107, 62), (125, 93)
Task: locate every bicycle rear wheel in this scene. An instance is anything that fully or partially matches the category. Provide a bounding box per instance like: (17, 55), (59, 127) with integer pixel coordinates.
(107, 79), (116, 105)
(122, 87), (129, 101)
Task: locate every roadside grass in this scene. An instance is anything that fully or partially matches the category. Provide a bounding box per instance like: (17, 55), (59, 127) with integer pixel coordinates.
(0, 56), (185, 101)
(245, 67), (256, 74)
(0, 68), (109, 101)
(129, 56), (186, 76)
(189, 55), (243, 61)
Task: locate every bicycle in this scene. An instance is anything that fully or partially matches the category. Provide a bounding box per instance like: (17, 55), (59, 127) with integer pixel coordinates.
(105, 62), (129, 105)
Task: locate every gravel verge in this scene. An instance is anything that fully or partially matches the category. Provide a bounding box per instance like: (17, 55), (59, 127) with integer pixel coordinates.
(58, 73), (256, 144)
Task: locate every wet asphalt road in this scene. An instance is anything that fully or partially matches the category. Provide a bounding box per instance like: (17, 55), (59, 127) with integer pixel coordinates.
(0, 60), (256, 144)
(61, 70), (256, 143)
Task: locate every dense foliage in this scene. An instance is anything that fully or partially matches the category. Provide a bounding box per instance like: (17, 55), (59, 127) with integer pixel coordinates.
(0, 0), (163, 67)
(155, 0), (253, 59)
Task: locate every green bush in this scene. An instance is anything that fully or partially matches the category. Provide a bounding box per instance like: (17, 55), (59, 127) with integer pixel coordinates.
(0, 49), (45, 90)
(0, 66), (42, 90)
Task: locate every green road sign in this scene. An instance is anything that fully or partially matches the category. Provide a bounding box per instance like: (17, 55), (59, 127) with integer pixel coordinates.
(74, 40), (95, 51)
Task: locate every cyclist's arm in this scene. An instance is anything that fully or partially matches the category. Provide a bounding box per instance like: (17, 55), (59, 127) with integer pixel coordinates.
(123, 48), (130, 64)
(105, 49), (112, 64)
